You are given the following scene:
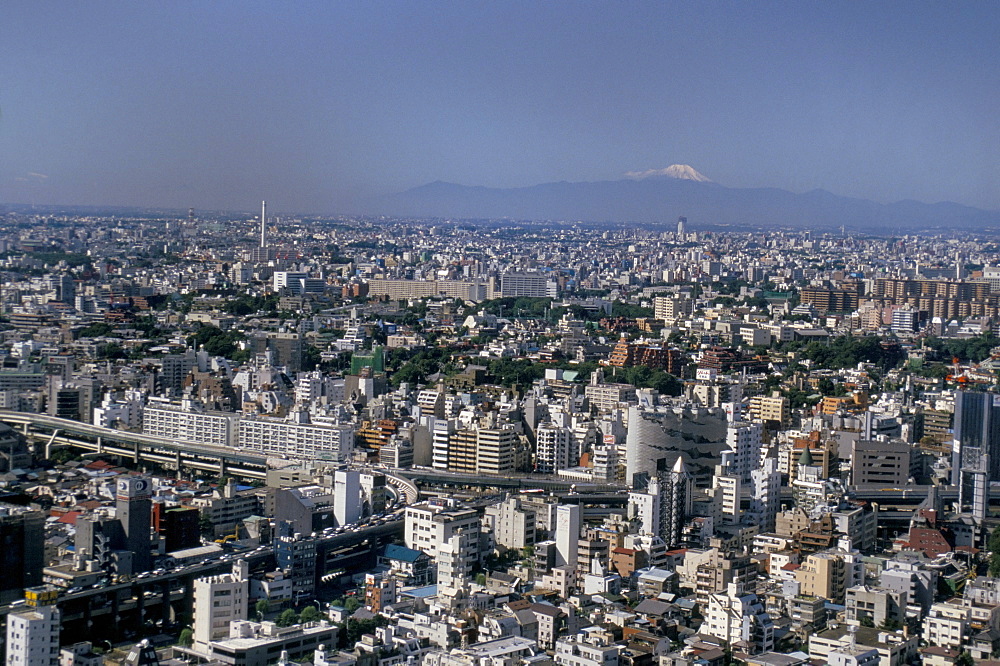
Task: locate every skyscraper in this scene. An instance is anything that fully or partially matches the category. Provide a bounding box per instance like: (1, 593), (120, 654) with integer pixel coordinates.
(662, 456), (692, 548)
(260, 200), (267, 248)
(952, 391), (1000, 484)
(116, 475), (152, 573)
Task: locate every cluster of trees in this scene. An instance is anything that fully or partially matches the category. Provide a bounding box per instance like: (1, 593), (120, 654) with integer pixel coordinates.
(486, 358), (547, 391)
(609, 302), (654, 319)
(606, 365), (683, 396)
(329, 596), (361, 612)
(77, 322), (116, 338)
(275, 605), (321, 627)
(796, 335), (905, 371)
(988, 525), (1000, 577)
(224, 293), (280, 317)
(925, 333), (998, 364)
(389, 347), (456, 387)
(337, 615), (390, 648)
(187, 325), (247, 360)
(472, 297), (554, 319)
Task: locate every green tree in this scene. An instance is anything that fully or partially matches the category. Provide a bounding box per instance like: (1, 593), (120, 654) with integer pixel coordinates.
(77, 322), (115, 338)
(343, 597), (361, 612)
(299, 605), (320, 623)
(956, 651), (975, 666)
(255, 599), (270, 621)
(178, 628), (194, 647)
(276, 608), (299, 627)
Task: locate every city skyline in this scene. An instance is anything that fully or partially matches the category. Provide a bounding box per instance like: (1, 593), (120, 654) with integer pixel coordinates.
(2, 2), (999, 215)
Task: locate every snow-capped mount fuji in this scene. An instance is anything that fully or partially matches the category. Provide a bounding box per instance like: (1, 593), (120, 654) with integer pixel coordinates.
(624, 164), (712, 182)
(374, 171), (1000, 232)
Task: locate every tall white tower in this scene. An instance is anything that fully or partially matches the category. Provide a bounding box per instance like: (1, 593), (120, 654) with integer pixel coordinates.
(260, 200), (267, 248)
(554, 504), (581, 567)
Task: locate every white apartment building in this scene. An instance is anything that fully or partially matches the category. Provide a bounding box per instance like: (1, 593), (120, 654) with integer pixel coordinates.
(142, 398), (239, 447)
(483, 496), (536, 550)
(5, 604), (60, 666)
(404, 500), (482, 568)
(725, 421), (763, 483)
(713, 468), (741, 525)
(922, 601), (971, 651)
(431, 418), (452, 471)
(554, 632), (621, 666)
(629, 483), (661, 537)
(238, 414), (353, 462)
(704, 584), (775, 654)
(536, 422), (575, 474)
(193, 562), (249, 652)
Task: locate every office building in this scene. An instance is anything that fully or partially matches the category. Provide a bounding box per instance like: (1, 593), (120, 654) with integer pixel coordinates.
(851, 439), (912, 486)
(0, 503), (44, 605)
(952, 391), (1000, 483)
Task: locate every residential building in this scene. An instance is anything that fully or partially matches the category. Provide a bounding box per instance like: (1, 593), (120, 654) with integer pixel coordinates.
(193, 562), (249, 651)
(5, 587), (60, 666)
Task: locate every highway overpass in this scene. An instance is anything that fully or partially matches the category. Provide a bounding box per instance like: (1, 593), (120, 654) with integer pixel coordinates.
(0, 410), (269, 480)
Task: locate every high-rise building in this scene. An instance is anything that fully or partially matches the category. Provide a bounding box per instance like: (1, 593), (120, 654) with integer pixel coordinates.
(554, 504), (581, 568)
(500, 272), (558, 298)
(712, 464), (741, 525)
(750, 458), (781, 533)
(274, 524), (317, 604)
(0, 503), (44, 605)
(676, 216), (687, 237)
(333, 469), (361, 526)
(116, 475), (152, 573)
(536, 422), (575, 474)
(260, 200), (267, 248)
(628, 457), (690, 548)
(952, 391), (1000, 483)
(725, 420), (763, 483)
(662, 457), (692, 548)
(476, 428), (518, 475)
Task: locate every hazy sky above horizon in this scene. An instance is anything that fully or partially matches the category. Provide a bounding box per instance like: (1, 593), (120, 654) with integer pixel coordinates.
(2, 1), (999, 214)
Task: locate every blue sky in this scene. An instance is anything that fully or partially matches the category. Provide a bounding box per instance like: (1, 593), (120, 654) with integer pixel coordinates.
(2, 1), (998, 214)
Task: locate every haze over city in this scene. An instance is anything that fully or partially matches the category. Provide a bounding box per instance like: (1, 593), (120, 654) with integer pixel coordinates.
(3, 1), (999, 215)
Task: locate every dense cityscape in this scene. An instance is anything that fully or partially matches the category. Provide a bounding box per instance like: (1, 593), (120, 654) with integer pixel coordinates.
(0, 205), (999, 666)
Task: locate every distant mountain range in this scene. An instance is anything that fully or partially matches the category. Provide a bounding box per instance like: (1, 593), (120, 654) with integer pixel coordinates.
(373, 165), (1000, 232)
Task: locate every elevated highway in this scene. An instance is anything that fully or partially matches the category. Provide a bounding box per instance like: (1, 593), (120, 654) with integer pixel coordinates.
(0, 410), (269, 480)
(0, 520), (403, 650)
